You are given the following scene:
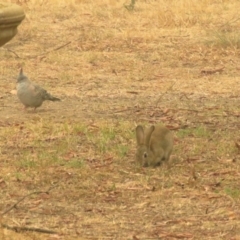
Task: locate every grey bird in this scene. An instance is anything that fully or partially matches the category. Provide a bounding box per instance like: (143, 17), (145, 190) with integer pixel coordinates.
(16, 68), (61, 110)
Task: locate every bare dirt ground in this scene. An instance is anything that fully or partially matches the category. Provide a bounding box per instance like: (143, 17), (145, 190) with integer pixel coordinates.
(0, 0), (240, 239)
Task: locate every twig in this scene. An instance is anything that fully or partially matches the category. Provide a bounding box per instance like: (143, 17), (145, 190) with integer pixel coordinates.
(219, 17), (240, 29)
(29, 38), (79, 59)
(1, 185), (59, 234)
(126, 91), (139, 94)
(155, 80), (177, 107)
(113, 108), (133, 114)
(39, 41), (72, 56)
(166, 108), (200, 112)
(1, 185), (57, 216)
(3, 41), (71, 60)
(5, 38), (76, 60)
(1, 224), (58, 234)
(4, 48), (21, 58)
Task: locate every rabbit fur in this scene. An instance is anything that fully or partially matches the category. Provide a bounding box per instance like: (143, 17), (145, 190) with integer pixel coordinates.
(136, 125), (173, 167)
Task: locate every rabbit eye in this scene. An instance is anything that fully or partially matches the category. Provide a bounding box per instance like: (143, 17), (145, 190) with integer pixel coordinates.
(143, 152), (148, 158)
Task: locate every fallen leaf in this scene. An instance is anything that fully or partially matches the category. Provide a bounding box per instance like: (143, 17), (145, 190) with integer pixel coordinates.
(201, 66), (224, 75)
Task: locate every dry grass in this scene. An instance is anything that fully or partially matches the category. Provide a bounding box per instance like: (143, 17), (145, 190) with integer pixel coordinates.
(0, 0), (240, 239)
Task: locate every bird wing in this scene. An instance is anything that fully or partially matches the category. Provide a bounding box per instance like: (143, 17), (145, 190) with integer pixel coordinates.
(30, 83), (47, 98)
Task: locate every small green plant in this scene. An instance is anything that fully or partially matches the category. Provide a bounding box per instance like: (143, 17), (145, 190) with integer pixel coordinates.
(14, 172), (23, 181)
(108, 183), (116, 191)
(87, 52), (99, 65)
(124, 0), (136, 11)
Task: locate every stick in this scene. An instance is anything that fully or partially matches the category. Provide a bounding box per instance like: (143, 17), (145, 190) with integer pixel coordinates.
(219, 17), (240, 28)
(155, 80), (177, 107)
(1, 185), (59, 234)
(1, 185), (57, 216)
(1, 224), (58, 234)
(39, 41), (72, 56)
(4, 48), (21, 58)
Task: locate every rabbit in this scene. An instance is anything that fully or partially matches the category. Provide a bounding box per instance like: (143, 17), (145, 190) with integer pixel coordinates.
(135, 124), (173, 167)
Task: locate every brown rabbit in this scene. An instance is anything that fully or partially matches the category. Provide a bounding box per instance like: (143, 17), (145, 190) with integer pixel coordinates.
(135, 125), (173, 167)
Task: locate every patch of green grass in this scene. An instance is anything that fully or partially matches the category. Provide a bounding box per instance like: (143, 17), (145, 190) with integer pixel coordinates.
(66, 158), (85, 168)
(194, 126), (211, 138)
(116, 144), (129, 158)
(95, 131), (114, 153)
(216, 141), (236, 156)
(80, 122), (134, 158)
(18, 156), (38, 169)
(87, 125), (117, 153)
(73, 124), (89, 135)
(205, 31), (240, 48)
(177, 128), (193, 138)
(224, 187), (240, 199)
(177, 126), (210, 138)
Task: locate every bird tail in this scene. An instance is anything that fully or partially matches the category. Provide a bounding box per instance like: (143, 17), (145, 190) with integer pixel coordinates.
(49, 95), (61, 101)
(45, 93), (61, 102)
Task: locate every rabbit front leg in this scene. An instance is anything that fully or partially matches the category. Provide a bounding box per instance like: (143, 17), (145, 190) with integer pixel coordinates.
(150, 148), (165, 167)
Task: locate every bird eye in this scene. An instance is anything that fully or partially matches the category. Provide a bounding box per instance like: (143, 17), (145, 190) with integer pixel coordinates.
(143, 152), (148, 158)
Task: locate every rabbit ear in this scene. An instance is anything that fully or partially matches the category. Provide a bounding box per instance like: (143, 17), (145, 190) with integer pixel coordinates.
(136, 125), (144, 145)
(144, 125), (155, 146)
